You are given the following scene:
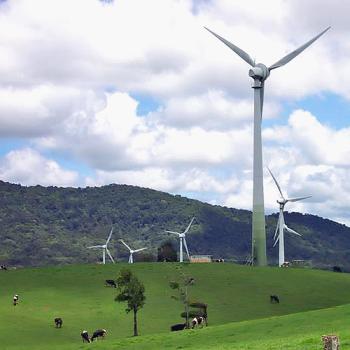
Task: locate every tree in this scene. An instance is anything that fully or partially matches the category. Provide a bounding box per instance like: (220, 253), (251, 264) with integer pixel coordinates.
(115, 269), (146, 336)
(169, 273), (194, 328)
(157, 240), (177, 262)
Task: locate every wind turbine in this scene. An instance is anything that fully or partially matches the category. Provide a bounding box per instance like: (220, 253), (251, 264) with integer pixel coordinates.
(119, 239), (147, 264)
(268, 168), (311, 267)
(165, 217), (195, 262)
(205, 26), (330, 266)
(87, 227), (115, 264)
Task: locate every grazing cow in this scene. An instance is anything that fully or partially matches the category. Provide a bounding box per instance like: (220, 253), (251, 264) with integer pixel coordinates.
(105, 279), (117, 288)
(170, 323), (186, 331)
(215, 259), (225, 263)
(0, 265), (7, 270)
(13, 294), (19, 306)
(81, 330), (91, 343)
(270, 295), (280, 304)
(91, 329), (107, 341)
(191, 316), (206, 329)
(54, 317), (63, 328)
(333, 266), (342, 273)
(281, 262), (290, 268)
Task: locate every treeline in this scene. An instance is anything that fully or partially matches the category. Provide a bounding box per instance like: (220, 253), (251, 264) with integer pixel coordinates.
(0, 181), (349, 268)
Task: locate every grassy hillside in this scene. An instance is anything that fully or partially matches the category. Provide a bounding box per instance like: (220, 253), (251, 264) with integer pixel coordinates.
(1, 180), (350, 268)
(91, 303), (350, 350)
(1, 263), (350, 349)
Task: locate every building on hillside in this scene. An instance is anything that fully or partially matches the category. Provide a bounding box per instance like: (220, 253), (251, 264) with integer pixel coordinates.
(190, 255), (212, 263)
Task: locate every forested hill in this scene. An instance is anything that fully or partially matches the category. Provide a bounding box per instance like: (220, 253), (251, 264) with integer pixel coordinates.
(0, 180), (349, 268)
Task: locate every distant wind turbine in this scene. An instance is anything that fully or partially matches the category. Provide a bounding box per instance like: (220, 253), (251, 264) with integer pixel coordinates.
(119, 239), (147, 264)
(205, 26), (330, 266)
(166, 217), (195, 262)
(268, 168), (311, 266)
(87, 227), (115, 264)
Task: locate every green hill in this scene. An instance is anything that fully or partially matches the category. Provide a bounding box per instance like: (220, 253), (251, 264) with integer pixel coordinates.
(1, 263), (350, 349)
(95, 304), (350, 350)
(0, 180), (349, 267)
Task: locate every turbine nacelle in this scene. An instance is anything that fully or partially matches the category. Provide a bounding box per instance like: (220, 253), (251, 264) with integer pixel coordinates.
(277, 198), (287, 207)
(248, 63), (270, 81)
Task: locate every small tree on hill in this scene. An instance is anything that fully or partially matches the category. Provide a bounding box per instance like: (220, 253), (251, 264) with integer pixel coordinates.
(115, 269), (146, 336)
(169, 273), (194, 328)
(158, 240), (177, 262)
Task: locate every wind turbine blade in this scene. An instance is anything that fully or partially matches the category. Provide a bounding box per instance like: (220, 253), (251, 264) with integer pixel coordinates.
(204, 27), (255, 67)
(165, 230), (181, 236)
(269, 27), (330, 70)
(106, 248), (115, 263)
(273, 235), (279, 247)
(273, 215), (280, 241)
(284, 224), (302, 236)
(119, 239), (132, 251)
(87, 245), (103, 249)
(287, 196), (312, 202)
(183, 238), (190, 260)
(267, 167), (284, 199)
(184, 217), (195, 234)
(106, 227), (114, 245)
(134, 247), (147, 253)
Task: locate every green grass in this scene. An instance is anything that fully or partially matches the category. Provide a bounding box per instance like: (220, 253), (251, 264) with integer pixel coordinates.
(89, 303), (350, 350)
(1, 263), (350, 349)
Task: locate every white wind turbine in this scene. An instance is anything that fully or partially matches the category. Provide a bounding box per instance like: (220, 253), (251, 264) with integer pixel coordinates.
(166, 217), (195, 263)
(268, 168), (311, 267)
(119, 239), (147, 264)
(205, 26), (329, 266)
(87, 227), (115, 264)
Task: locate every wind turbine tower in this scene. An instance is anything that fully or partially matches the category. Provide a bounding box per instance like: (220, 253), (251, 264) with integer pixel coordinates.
(87, 227), (115, 264)
(268, 168), (311, 266)
(165, 217), (195, 262)
(205, 26), (330, 266)
(119, 239), (147, 264)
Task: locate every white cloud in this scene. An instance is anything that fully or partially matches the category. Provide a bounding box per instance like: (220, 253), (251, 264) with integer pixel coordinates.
(0, 148), (79, 186)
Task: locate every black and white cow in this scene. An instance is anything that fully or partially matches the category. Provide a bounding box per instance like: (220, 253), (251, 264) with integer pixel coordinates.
(191, 316), (206, 329)
(270, 295), (280, 303)
(105, 279), (117, 288)
(91, 329), (107, 341)
(13, 294), (19, 306)
(54, 317), (63, 328)
(170, 323), (186, 331)
(81, 330), (90, 343)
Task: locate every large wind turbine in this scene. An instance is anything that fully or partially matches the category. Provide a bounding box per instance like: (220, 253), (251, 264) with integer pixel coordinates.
(87, 227), (115, 264)
(268, 168), (311, 267)
(166, 217), (195, 262)
(205, 26), (330, 266)
(119, 239), (147, 264)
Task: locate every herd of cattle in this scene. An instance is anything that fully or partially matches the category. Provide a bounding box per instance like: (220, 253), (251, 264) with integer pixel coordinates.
(6, 267), (281, 344)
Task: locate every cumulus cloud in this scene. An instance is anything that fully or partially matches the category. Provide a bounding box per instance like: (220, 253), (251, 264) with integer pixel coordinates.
(0, 148), (79, 186)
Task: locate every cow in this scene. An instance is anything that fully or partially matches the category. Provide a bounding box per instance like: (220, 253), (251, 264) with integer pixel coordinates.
(13, 294), (19, 306)
(54, 317), (63, 328)
(191, 316), (206, 329)
(91, 329), (107, 341)
(270, 295), (280, 304)
(81, 330), (91, 343)
(170, 323), (186, 331)
(333, 266), (342, 273)
(0, 265), (7, 270)
(105, 279), (117, 288)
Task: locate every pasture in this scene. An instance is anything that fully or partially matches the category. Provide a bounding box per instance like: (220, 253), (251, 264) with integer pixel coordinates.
(1, 263), (350, 349)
